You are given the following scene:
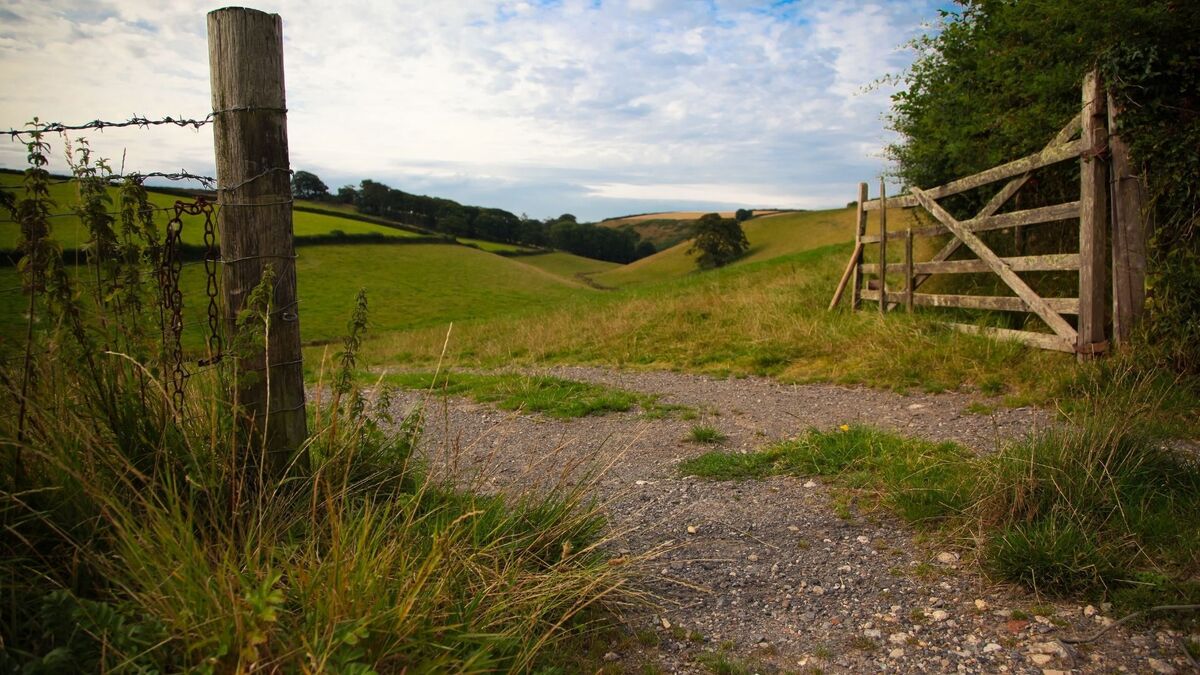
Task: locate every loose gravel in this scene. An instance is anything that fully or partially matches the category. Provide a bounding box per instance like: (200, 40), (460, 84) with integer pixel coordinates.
(384, 366), (1198, 674)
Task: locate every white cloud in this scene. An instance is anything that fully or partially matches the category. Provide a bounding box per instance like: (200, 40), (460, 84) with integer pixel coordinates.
(0, 0), (939, 220)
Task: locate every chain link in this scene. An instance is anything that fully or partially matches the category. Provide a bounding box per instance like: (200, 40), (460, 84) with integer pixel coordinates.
(160, 204), (187, 411)
(198, 201), (223, 367)
(157, 197), (223, 410)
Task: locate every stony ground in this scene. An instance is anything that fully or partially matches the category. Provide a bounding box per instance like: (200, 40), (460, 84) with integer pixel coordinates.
(385, 366), (1198, 674)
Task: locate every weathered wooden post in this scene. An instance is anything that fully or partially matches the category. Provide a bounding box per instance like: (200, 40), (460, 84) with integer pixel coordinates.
(850, 182), (868, 310)
(1107, 92), (1147, 349)
(1078, 70), (1108, 359)
(904, 228), (914, 313)
(878, 179), (888, 315)
(208, 7), (307, 471)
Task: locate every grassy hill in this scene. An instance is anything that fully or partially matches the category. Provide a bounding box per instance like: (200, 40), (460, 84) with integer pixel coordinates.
(593, 206), (923, 287)
(0, 177), (603, 348)
(0, 173), (419, 250)
(600, 210), (789, 250)
(514, 251), (619, 283)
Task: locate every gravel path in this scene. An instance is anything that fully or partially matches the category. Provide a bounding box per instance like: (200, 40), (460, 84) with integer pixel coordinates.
(386, 366), (1197, 674)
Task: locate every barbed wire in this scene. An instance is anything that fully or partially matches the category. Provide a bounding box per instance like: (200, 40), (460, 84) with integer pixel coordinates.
(4, 114), (215, 140)
(3, 106), (289, 141)
(0, 171), (217, 190)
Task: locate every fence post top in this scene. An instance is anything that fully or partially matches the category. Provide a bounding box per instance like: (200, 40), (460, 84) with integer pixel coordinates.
(208, 7), (280, 20)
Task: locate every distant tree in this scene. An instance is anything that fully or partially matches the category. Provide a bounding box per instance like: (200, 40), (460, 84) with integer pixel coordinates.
(634, 240), (657, 259)
(688, 213), (749, 269)
(291, 170), (329, 200)
(336, 185), (358, 204)
(555, 213), (577, 224)
(734, 208), (752, 223)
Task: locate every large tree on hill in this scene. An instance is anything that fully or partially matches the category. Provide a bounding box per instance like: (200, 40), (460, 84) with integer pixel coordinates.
(688, 213), (749, 270)
(290, 170), (329, 200)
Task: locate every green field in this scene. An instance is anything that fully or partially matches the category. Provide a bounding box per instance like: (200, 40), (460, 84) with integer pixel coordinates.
(0, 173), (417, 250)
(513, 251), (619, 280)
(457, 238), (539, 254)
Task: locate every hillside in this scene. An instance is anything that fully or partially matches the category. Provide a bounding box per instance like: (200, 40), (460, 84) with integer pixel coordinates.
(600, 210), (786, 250)
(593, 206), (923, 287)
(0, 178), (603, 347)
(0, 172), (419, 250)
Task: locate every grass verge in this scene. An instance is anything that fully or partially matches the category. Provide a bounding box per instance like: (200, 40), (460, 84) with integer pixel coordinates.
(681, 409), (1200, 609)
(377, 370), (686, 419)
(358, 243), (1200, 437)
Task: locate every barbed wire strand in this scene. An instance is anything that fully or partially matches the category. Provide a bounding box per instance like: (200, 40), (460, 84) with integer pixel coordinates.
(2, 106), (288, 140)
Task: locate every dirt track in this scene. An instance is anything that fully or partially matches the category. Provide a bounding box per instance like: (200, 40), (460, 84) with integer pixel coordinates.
(389, 366), (1197, 674)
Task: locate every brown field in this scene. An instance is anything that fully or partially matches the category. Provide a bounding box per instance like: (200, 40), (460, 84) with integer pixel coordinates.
(600, 209), (783, 228)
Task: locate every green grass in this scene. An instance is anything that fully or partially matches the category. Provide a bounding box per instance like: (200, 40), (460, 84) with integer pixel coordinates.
(458, 237), (538, 253)
(686, 425), (726, 444)
(593, 206), (923, 288)
(1, 283), (632, 672)
(679, 412), (1200, 607)
(358, 237), (1200, 436)
(515, 251), (620, 281)
(0, 173), (416, 250)
(0, 242), (597, 349)
(377, 370), (682, 419)
(680, 426), (973, 523)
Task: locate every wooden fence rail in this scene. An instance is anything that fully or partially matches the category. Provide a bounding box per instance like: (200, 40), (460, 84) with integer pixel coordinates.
(829, 70), (1147, 360)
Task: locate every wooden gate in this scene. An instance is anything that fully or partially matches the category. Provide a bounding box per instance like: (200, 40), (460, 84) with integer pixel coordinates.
(829, 71), (1147, 359)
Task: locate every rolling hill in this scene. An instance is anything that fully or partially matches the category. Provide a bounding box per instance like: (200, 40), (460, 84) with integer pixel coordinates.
(0, 176), (609, 348)
(592, 206), (922, 288)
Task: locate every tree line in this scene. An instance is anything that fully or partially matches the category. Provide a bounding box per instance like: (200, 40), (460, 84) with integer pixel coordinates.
(291, 172), (655, 264)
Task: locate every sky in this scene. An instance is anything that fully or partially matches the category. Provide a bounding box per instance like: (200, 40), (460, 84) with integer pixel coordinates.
(0, 0), (950, 222)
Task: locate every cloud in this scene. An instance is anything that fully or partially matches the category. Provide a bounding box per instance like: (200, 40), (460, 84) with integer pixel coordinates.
(0, 0), (940, 220)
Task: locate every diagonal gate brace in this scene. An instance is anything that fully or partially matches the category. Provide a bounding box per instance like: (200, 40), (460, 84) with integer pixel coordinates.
(909, 187), (1077, 351)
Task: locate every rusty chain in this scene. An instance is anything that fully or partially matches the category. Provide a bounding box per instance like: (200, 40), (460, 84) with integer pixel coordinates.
(159, 197), (223, 410)
(160, 204), (186, 411)
(198, 200), (223, 367)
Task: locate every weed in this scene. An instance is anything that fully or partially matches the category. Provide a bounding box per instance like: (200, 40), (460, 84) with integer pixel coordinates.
(636, 629), (661, 647)
(912, 562), (939, 580)
(964, 401), (995, 415)
(1010, 609), (1030, 621)
(849, 635), (879, 652)
(688, 425), (727, 444)
(694, 651), (754, 675)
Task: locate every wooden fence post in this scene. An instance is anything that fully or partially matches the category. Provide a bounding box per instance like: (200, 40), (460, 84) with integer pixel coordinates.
(208, 7), (307, 472)
(904, 228), (914, 313)
(850, 182), (868, 310)
(1078, 70), (1108, 359)
(1107, 92), (1147, 349)
(878, 179), (888, 315)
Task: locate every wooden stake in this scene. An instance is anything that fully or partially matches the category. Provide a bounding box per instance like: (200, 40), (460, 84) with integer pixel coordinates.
(878, 179), (887, 315)
(208, 7), (307, 474)
(828, 242), (863, 310)
(850, 182), (868, 310)
(1107, 92), (1147, 349)
(904, 228), (914, 313)
(1078, 70), (1109, 359)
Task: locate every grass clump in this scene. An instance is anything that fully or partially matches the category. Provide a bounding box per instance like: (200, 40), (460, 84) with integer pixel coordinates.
(381, 370), (681, 419)
(680, 426), (973, 523)
(679, 399), (1200, 607)
(687, 424), (726, 444)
